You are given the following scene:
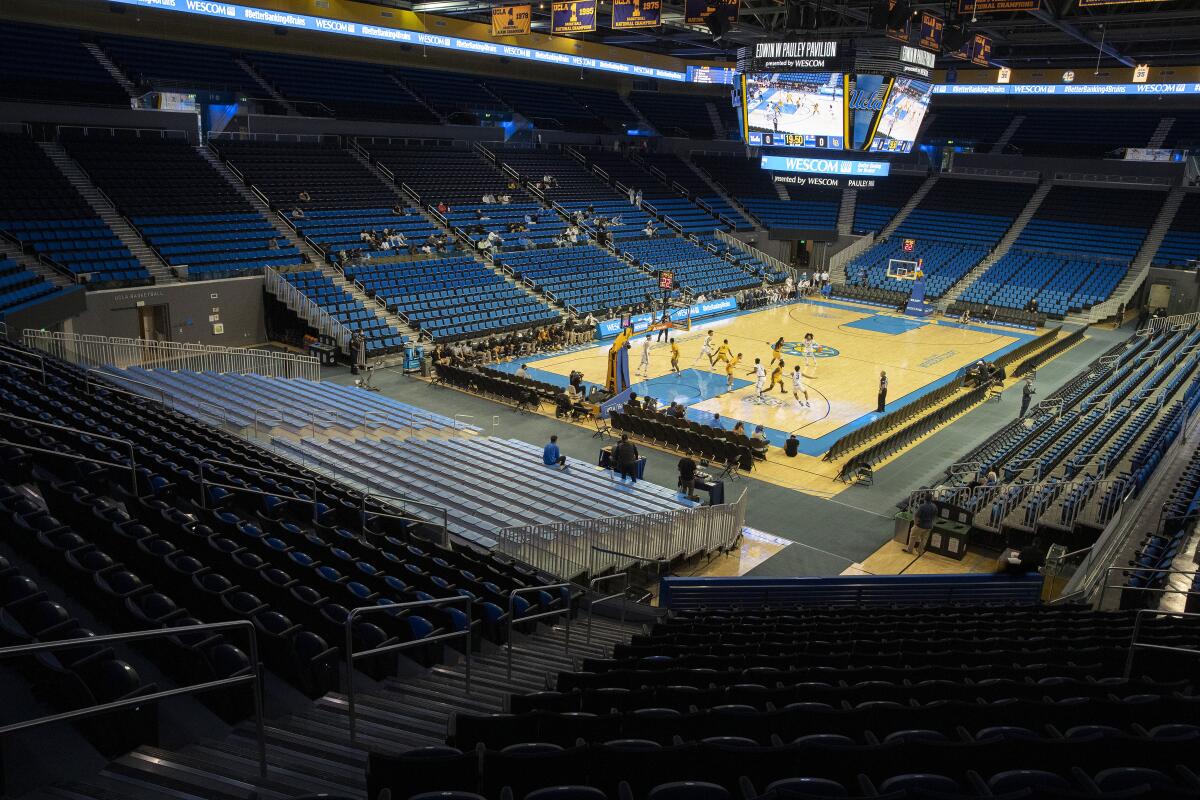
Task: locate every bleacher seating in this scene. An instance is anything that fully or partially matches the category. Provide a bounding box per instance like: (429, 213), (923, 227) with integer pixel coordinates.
(923, 108), (1015, 149)
(347, 255), (558, 340)
(693, 154), (839, 231)
(894, 178), (1035, 247)
(0, 253), (67, 319)
(96, 33), (284, 115)
(210, 139), (448, 260)
(394, 67), (507, 125)
(0, 135), (146, 288)
(497, 244), (660, 313)
(848, 238), (986, 299)
(280, 270), (405, 356)
(852, 174), (928, 234)
(639, 153), (748, 229)
(373, 603), (1200, 799)
(958, 249), (1126, 317)
(245, 50), (438, 123)
(62, 133), (304, 280)
(628, 92), (734, 139)
(583, 151), (727, 235)
(1162, 111), (1200, 150)
(272, 435), (695, 548)
(484, 79), (611, 134)
(617, 238), (758, 297)
(0, 22), (128, 107)
(1014, 185), (1163, 261)
(1154, 193), (1200, 267)
(1008, 109), (1164, 158)
(0, 343), (566, 712)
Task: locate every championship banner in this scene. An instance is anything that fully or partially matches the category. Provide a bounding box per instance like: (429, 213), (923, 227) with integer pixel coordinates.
(958, 0), (1039, 12)
(970, 33), (993, 66)
(612, 0), (661, 28)
(1079, 0), (1158, 6)
(684, 0), (738, 27)
(917, 12), (943, 52)
(551, 0), (597, 33)
(885, 0), (909, 43)
(491, 5), (532, 36)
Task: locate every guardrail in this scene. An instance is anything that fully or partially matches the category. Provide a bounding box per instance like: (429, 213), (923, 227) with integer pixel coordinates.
(507, 583), (571, 679)
(0, 412), (139, 495)
(1123, 609), (1200, 680)
(493, 490), (746, 581)
(23, 327), (321, 381)
(345, 597), (472, 744)
(1139, 311), (1200, 336)
(586, 572), (629, 646)
(0, 620), (266, 777)
(715, 229), (790, 277)
(828, 233), (878, 274)
(264, 266), (351, 355)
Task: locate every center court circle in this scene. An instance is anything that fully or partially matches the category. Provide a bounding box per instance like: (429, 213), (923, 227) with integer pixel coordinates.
(783, 342), (840, 359)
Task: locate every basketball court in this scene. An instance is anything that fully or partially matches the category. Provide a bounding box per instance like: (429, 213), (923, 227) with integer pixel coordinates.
(494, 295), (1038, 494)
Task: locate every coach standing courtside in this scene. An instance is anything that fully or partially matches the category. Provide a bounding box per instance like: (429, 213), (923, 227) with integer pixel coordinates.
(877, 370), (888, 413)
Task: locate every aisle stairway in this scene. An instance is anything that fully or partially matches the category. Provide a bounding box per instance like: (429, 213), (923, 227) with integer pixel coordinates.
(235, 57), (297, 115)
(21, 617), (638, 800)
(38, 141), (176, 284)
(878, 175), (937, 239)
(940, 180), (1053, 308)
(1066, 186), (1186, 326)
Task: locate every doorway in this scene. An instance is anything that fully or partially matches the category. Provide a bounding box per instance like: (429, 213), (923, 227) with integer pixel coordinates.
(137, 304), (171, 341)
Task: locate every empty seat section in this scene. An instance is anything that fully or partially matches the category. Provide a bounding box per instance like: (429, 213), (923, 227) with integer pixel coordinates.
(894, 178), (1035, 247)
(63, 133), (304, 280)
(1014, 185), (1163, 261)
(584, 152), (727, 235)
(484, 79), (609, 133)
(0, 22), (128, 106)
(497, 245), (659, 314)
(0, 134), (146, 288)
(617, 239), (759, 297)
(692, 154), (839, 232)
(847, 239), (986, 298)
(0, 253), (67, 318)
(640, 154), (748, 229)
(851, 174), (927, 234)
(1154, 193), (1200, 268)
(278, 270), (405, 356)
(628, 92), (734, 139)
(1008, 109), (1164, 157)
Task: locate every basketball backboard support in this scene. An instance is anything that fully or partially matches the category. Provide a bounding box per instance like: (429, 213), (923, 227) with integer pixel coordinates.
(887, 258), (920, 280)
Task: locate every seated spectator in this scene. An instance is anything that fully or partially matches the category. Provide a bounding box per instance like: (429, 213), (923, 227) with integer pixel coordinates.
(750, 425), (769, 457)
(436, 201), (449, 215)
(291, 207), (305, 219)
(516, 364), (529, 379)
(481, 194), (496, 205)
(625, 392), (641, 413)
(298, 190), (312, 202)
(643, 222), (656, 237)
(267, 237), (279, 250)
(499, 194), (512, 204)
(542, 435), (567, 469)
(732, 420), (746, 437)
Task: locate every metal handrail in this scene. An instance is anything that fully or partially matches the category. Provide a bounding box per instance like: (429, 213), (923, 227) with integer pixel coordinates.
(1123, 609), (1200, 680)
(1100, 565), (1200, 609)
(197, 401), (231, 430)
(507, 583), (571, 679)
(307, 408), (341, 439)
(254, 407), (285, 440)
(345, 596), (472, 744)
(0, 412), (138, 494)
(197, 458), (320, 523)
(361, 490), (450, 548)
(0, 342), (45, 382)
(586, 572), (629, 646)
(88, 368), (170, 407)
(0, 620), (266, 777)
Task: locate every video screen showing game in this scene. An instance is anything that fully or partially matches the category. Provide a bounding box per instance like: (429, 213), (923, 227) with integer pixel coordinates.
(743, 72), (845, 150)
(868, 76), (933, 154)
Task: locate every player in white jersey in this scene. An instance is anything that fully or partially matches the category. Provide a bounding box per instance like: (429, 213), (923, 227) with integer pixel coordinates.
(638, 334), (652, 376)
(748, 357), (767, 398)
(695, 329), (716, 367)
(801, 332), (818, 372)
(792, 365), (811, 407)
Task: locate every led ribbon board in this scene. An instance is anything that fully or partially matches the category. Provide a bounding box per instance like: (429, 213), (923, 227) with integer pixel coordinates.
(760, 155), (891, 177)
(934, 82), (1200, 95)
(106, 0), (688, 81)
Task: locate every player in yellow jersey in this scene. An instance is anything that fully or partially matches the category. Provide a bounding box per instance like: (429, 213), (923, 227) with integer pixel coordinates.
(724, 352), (742, 391)
(712, 339), (732, 368)
(768, 337), (785, 365)
(768, 360), (787, 394)
(669, 337), (680, 374)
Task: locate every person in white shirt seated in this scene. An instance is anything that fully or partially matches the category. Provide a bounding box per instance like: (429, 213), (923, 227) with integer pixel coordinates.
(643, 223), (656, 237)
(482, 194), (496, 204)
(477, 237), (492, 253)
(487, 230), (504, 246)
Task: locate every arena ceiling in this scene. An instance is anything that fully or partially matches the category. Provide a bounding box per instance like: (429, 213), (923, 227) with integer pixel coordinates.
(363, 0), (1200, 66)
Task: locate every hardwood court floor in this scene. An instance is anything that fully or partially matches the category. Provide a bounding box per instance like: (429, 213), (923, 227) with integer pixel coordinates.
(504, 299), (1039, 496)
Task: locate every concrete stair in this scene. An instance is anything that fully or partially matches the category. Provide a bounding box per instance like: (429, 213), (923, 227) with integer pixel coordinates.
(878, 175), (937, 239)
(4, 247), (74, 289)
(991, 115), (1026, 153)
(704, 101), (726, 139)
(1065, 186), (1186, 325)
(388, 75), (446, 123)
(21, 615), (639, 800)
(81, 41), (137, 100)
(38, 141), (177, 285)
(837, 188), (857, 235)
(940, 180), (1052, 308)
(683, 155), (760, 229)
(235, 57), (298, 115)
(1148, 118), (1175, 149)
(621, 95), (655, 134)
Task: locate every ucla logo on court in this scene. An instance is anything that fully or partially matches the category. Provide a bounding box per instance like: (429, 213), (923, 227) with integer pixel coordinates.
(783, 342), (840, 359)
